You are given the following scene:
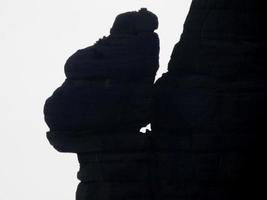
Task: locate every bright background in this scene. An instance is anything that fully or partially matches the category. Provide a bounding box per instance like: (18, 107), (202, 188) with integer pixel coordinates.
(0, 0), (191, 199)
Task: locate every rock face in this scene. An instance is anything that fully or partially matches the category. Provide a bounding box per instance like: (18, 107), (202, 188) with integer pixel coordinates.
(152, 0), (266, 199)
(43, 8), (159, 200)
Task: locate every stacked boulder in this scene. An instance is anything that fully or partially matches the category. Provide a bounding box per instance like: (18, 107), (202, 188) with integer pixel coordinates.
(152, 0), (266, 199)
(44, 8), (159, 200)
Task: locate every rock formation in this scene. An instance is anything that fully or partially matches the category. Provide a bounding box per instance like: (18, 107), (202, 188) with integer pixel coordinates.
(44, 1), (267, 199)
(152, 0), (266, 199)
(44, 8), (159, 200)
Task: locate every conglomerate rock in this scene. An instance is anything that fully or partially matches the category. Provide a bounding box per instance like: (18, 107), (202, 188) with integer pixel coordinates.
(152, 0), (266, 199)
(44, 8), (159, 200)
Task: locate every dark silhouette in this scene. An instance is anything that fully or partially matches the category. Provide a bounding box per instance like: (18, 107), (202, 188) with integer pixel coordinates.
(152, 0), (266, 199)
(44, 8), (159, 200)
(44, 1), (267, 200)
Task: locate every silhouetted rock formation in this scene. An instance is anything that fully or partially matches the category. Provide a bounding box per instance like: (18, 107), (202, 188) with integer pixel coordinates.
(44, 8), (159, 200)
(45, 1), (267, 199)
(152, 0), (266, 199)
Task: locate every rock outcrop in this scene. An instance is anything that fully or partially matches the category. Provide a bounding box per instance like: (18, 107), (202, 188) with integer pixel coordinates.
(44, 8), (159, 200)
(152, 0), (266, 199)
(44, 1), (267, 199)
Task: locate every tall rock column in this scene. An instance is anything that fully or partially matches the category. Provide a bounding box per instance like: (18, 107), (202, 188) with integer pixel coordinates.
(152, 0), (266, 199)
(44, 8), (159, 200)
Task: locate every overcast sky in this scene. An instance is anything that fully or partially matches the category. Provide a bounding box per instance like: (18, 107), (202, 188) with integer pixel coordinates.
(0, 0), (191, 199)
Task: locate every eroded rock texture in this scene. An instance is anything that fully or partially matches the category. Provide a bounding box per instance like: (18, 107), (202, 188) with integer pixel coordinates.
(44, 8), (159, 200)
(152, 0), (266, 199)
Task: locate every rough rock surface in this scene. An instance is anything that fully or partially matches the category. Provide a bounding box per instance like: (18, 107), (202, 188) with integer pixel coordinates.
(152, 0), (266, 199)
(44, 8), (159, 200)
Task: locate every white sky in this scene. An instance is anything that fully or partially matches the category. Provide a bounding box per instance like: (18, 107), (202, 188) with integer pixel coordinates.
(0, 0), (191, 199)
